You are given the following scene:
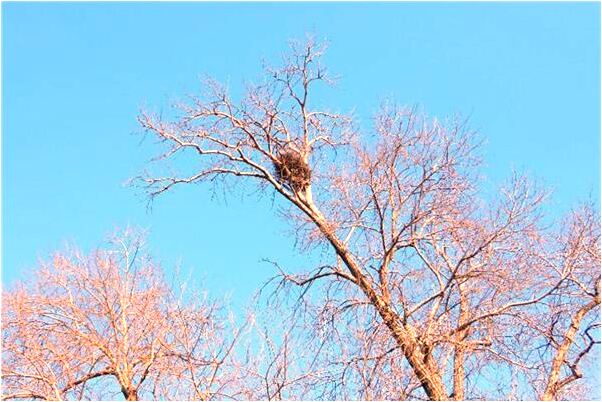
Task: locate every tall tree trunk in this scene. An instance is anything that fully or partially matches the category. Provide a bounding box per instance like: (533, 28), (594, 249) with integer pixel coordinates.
(452, 347), (466, 401)
(376, 299), (448, 400)
(310, 209), (448, 400)
(453, 288), (468, 400)
(541, 297), (599, 401)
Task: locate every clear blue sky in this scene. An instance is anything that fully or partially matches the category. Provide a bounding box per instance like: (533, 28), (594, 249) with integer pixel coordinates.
(2, 2), (599, 302)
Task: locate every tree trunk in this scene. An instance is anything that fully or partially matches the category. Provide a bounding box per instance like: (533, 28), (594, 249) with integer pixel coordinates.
(121, 386), (138, 401)
(452, 348), (466, 401)
(452, 289), (468, 400)
(310, 210), (448, 400)
(541, 297), (599, 401)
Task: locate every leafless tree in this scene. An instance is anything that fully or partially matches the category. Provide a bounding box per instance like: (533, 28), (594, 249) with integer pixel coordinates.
(135, 38), (600, 400)
(1, 230), (247, 401)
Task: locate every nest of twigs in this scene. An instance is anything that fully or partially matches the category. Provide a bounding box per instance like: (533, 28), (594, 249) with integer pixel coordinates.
(273, 151), (311, 192)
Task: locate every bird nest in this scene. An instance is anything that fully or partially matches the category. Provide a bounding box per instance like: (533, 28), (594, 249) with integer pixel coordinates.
(273, 151), (311, 192)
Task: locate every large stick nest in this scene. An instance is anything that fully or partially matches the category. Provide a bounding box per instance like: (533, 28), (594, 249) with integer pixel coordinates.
(273, 151), (311, 192)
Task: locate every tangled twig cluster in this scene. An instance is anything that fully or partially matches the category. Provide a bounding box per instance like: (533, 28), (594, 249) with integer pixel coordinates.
(273, 151), (311, 192)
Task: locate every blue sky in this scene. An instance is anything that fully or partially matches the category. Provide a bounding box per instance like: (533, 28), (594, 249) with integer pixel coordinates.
(2, 2), (599, 305)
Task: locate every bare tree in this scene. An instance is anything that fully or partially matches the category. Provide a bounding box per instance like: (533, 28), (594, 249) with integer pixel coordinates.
(135, 38), (600, 400)
(539, 206), (601, 400)
(1, 230), (246, 401)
